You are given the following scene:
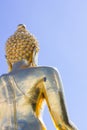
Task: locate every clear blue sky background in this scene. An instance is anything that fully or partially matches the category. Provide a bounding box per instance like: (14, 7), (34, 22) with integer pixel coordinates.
(0, 0), (86, 129)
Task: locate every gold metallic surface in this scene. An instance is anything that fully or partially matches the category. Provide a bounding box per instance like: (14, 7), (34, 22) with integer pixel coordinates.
(5, 24), (39, 70)
(0, 25), (77, 130)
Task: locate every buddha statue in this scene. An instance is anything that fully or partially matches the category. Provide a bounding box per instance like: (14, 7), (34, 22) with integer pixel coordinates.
(0, 24), (77, 130)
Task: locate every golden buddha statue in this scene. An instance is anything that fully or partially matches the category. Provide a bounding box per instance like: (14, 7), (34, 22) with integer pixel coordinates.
(0, 24), (77, 130)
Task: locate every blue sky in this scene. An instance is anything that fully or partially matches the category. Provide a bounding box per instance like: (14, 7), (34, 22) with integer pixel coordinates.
(0, 0), (87, 129)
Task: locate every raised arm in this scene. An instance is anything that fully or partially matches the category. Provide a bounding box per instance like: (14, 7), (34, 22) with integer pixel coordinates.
(42, 67), (77, 130)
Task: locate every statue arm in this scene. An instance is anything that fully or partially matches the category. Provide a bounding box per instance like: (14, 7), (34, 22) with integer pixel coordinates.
(42, 68), (77, 130)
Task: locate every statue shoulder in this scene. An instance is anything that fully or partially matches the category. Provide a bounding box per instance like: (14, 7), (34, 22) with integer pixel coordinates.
(12, 66), (60, 77)
(37, 66), (59, 74)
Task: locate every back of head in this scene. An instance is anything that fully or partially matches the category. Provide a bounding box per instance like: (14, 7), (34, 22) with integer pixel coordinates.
(5, 24), (39, 71)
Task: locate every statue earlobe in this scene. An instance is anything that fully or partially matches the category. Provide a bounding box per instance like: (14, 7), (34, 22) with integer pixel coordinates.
(32, 48), (37, 66)
(5, 55), (12, 72)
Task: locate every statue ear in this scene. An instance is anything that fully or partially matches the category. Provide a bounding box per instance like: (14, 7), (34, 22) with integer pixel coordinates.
(5, 55), (12, 72)
(31, 48), (37, 66)
(33, 47), (37, 57)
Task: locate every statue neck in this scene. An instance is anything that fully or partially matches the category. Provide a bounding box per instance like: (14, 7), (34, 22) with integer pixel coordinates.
(11, 60), (37, 72)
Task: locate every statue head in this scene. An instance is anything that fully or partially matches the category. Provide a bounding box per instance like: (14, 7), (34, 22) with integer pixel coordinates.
(5, 24), (39, 71)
